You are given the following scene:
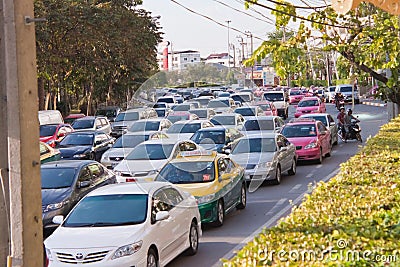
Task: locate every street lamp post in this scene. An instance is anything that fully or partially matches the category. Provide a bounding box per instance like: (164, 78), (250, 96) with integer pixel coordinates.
(245, 31), (253, 87)
(226, 20), (231, 74)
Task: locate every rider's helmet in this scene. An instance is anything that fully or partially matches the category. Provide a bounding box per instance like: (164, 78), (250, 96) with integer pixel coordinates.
(340, 107), (345, 111)
(347, 108), (352, 114)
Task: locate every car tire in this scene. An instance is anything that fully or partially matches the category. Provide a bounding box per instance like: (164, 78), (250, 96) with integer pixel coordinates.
(185, 221), (199, 256)
(316, 148), (323, 164)
(272, 165), (281, 185)
(147, 248), (159, 267)
(288, 158), (296, 175)
(213, 200), (224, 227)
(356, 133), (363, 142)
(236, 183), (247, 209)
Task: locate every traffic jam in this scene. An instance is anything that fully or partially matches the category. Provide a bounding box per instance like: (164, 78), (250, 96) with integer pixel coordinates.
(40, 85), (362, 266)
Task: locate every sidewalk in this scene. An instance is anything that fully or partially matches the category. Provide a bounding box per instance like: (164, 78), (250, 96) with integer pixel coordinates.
(360, 97), (387, 107)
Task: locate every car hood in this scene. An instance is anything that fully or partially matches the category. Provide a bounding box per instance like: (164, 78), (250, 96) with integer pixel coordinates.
(166, 133), (194, 141)
(114, 160), (166, 174)
(271, 101), (286, 109)
(45, 224), (146, 249)
(200, 143), (225, 153)
(286, 136), (317, 146)
(176, 182), (217, 197)
(103, 148), (134, 158)
(59, 146), (91, 156)
(230, 152), (274, 166)
(41, 188), (71, 206)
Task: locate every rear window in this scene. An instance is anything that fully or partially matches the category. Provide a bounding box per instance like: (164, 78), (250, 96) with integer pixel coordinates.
(263, 93), (284, 101)
(281, 124), (317, 138)
(338, 86), (353, 92)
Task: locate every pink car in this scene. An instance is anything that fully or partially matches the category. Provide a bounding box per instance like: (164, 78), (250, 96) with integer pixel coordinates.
(255, 101), (278, 116)
(288, 89), (304, 104)
(280, 118), (331, 163)
(294, 97), (326, 118)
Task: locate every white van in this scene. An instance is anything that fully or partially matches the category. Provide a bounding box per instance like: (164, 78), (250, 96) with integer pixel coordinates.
(38, 110), (64, 125)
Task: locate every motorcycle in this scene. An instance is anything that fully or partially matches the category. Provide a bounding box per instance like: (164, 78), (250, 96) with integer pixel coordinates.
(338, 119), (362, 142)
(335, 94), (345, 110)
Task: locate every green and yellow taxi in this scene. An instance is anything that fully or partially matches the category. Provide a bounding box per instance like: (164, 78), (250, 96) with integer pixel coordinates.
(154, 150), (246, 226)
(40, 141), (61, 164)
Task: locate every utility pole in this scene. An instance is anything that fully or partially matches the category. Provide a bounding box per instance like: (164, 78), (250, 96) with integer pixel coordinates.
(226, 20), (231, 74)
(245, 31), (253, 87)
(0, 0), (43, 266)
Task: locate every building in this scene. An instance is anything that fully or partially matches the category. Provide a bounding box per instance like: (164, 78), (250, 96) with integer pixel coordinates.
(204, 53), (233, 68)
(157, 50), (201, 71)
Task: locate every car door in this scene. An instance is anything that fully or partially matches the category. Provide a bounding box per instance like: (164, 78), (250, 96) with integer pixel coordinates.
(276, 135), (292, 171)
(317, 122), (330, 153)
(327, 115), (338, 141)
(87, 163), (113, 188)
(74, 166), (92, 203)
(217, 158), (235, 210)
(93, 133), (111, 161)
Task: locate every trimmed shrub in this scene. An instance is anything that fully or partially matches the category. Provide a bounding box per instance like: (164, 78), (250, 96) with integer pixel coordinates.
(223, 117), (400, 266)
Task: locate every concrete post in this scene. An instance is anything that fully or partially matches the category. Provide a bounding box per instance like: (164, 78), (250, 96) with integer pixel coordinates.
(0, 0), (43, 266)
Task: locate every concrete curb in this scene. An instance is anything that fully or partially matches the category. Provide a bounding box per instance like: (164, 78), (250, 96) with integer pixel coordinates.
(361, 101), (386, 107)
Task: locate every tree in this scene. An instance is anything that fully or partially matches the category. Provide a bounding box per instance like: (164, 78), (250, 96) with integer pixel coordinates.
(245, 1), (400, 105)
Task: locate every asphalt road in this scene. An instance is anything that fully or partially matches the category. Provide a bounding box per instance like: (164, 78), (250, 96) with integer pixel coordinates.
(167, 103), (389, 267)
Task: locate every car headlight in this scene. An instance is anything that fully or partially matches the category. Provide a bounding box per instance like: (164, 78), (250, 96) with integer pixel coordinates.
(73, 153), (88, 158)
(45, 200), (69, 212)
(197, 194), (216, 204)
(258, 162), (272, 168)
(111, 241), (142, 260)
(304, 142), (317, 149)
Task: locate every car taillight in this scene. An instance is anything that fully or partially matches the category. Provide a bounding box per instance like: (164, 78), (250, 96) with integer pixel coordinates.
(126, 178), (136, 182)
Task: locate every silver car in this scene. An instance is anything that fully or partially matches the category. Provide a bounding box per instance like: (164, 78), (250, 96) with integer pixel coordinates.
(229, 133), (297, 186)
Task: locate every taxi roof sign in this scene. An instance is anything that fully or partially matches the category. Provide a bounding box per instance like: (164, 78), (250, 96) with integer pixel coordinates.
(178, 150), (216, 158)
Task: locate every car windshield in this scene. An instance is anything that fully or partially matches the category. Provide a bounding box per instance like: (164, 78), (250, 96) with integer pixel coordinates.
(303, 116), (327, 126)
(264, 93), (284, 101)
(59, 133), (94, 146)
(191, 131), (225, 144)
(235, 108), (255, 116)
(290, 91), (302, 95)
(244, 120), (274, 131)
(167, 123), (200, 134)
(113, 135), (149, 148)
(95, 109), (116, 117)
(190, 109), (207, 118)
(298, 100), (319, 107)
(281, 124), (317, 137)
(115, 112), (139, 122)
(41, 168), (76, 189)
(158, 98), (174, 103)
(196, 98), (211, 106)
(156, 161), (215, 184)
(129, 121), (160, 132)
(126, 143), (175, 160)
(173, 104), (191, 111)
(231, 138), (277, 154)
(207, 100), (229, 108)
(40, 125), (57, 137)
(232, 95), (251, 103)
(339, 86), (353, 92)
(72, 119), (94, 129)
(211, 116), (235, 126)
(167, 115), (188, 123)
(63, 194), (148, 227)
(257, 104), (271, 111)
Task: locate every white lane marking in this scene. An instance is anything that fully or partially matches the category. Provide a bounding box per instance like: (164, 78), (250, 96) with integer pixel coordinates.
(288, 184), (302, 193)
(265, 198), (287, 215)
(316, 165), (322, 169)
(212, 168), (341, 267)
(306, 173), (313, 178)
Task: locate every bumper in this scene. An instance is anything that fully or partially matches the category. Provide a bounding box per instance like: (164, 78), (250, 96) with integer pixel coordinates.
(244, 166), (275, 181)
(198, 201), (218, 224)
(296, 147), (321, 161)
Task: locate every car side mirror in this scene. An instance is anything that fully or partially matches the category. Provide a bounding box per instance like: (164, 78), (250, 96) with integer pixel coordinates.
(95, 140), (102, 145)
(107, 143), (113, 148)
(155, 211), (170, 221)
(78, 181), (90, 188)
(52, 215), (64, 225)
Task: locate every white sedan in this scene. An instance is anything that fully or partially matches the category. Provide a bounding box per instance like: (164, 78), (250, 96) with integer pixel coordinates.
(44, 182), (201, 267)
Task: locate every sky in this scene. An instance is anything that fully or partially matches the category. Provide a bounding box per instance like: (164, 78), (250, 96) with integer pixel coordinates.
(139, 0), (280, 58)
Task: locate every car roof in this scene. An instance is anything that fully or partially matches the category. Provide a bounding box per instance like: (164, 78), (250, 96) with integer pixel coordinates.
(140, 138), (191, 145)
(172, 119), (209, 125)
(67, 130), (97, 134)
(85, 181), (174, 197)
(41, 160), (97, 168)
(286, 118), (318, 125)
(168, 111), (191, 115)
(300, 113), (330, 117)
(300, 96), (319, 101)
(241, 132), (278, 138)
(212, 113), (239, 117)
(196, 126), (227, 132)
(245, 116), (279, 121)
(133, 118), (166, 122)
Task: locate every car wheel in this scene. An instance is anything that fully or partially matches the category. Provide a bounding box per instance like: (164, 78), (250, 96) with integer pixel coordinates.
(147, 248), (159, 267)
(325, 145), (331, 157)
(213, 200), (224, 227)
(236, 183), (247, 209)
(288, 158), (296, 175)
(356, 133), (363, 142)
(272, 165), (281, 185)
(185, 221), (199, 256)
(316, 148), (323, 164)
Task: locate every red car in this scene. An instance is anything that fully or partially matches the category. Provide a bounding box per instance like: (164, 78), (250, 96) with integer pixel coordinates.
(288, 89), (304, 104)
(64, 113), (86, 124)
(280, 118), (331, 163)
(255, 101), (278, 116)
(39, 123), (74, 147)
(294, 97), (326, 118)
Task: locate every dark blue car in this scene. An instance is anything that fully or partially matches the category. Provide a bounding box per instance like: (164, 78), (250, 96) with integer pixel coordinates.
(41, 160), (116, 230)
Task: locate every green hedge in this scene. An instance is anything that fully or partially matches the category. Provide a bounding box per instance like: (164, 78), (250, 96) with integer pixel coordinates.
(223, 117), (400, 266)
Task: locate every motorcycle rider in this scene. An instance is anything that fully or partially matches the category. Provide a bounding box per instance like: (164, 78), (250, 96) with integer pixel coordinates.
(337, 107), (346, 141)
(335, 92), (344, 110)
(344, 109), (360, 140)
